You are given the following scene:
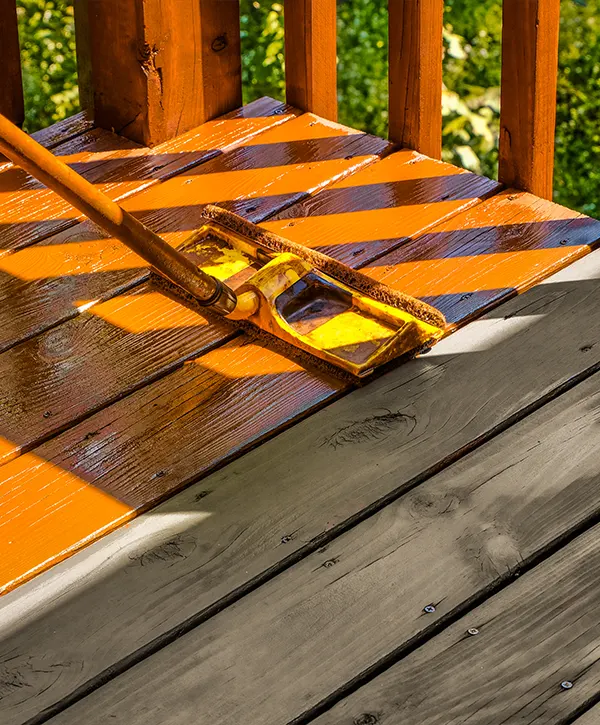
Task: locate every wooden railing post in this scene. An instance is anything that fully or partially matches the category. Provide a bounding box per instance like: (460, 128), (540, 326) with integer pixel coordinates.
(0, 0), (24, 126)
(73, 0), (93, 112)
(83, 0), (242, 146)
(388, 0), (444, 159)
(499, 0), (561, 199)
(284, 0), (337, 121)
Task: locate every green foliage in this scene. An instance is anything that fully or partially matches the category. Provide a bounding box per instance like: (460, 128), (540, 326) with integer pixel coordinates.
(17, 0), (80, 131)
(15, 0), (600, 218)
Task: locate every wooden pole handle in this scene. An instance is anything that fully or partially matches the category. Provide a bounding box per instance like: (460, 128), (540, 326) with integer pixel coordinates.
(0, 113), (237, 314)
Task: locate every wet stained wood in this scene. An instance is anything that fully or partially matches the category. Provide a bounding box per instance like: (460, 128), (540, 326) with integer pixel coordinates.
(363, 188), (600, 325)
(263, 149), (501, 267)
(0, 112), (94, 171)
(4, 250), (600, 722)
(35, 370), (600, 725)
(284, 0), (337, 120)
(0, 116), (386, 458)
(499, 0), (560, 199)
(0, 96), (295, 255)
(0, 0), (24, 126)
(0, 284), (236, 464)
(315, 527), (600, 725)
(87, 0), (242, 146)
(0, 112), (386, 353)
(388, 0), (444, 158)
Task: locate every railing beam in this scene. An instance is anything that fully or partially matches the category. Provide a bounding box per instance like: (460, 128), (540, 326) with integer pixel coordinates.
(0, 0), (24, 126)
(284, 0), (337, 121)
(388, 0), (444, 159)
(499, 0), (560, 199)
(84, 0), (242, 146)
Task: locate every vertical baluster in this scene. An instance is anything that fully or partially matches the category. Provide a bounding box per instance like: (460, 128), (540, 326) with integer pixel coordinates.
(284, 0), (337, 120)
(499, 0), (561, 199)
(0, 0), (24, 125)
(73, 0), (93, 112)
(82, 0), (242, 146)
(388, 0), (444, 159)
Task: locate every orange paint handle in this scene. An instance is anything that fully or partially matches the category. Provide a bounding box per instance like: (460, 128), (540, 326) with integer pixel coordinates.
(0, 113), (236, 314)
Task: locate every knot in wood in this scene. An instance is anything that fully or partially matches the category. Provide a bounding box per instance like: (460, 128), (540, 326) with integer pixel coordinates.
(354, 714), (379, 725)
(211, 35), (228, 53)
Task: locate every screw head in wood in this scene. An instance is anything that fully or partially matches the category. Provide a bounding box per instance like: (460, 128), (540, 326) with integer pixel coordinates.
(561, 681), (573, 690)
(423, 604), (436, 614)
(467, 627), (480, 636)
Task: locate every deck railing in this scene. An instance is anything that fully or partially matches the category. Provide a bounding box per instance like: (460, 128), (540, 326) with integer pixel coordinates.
(1, 0), (560, 199)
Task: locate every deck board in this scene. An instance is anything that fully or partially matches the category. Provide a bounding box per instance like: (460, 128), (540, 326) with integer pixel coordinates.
(0, 112), (386, 354)
(313, 528), (600, 725)
(3, 251), (600, 723)
(0, 97), (294, 256)
(574, 705), (600, 724)
(12, 263), (600, 725)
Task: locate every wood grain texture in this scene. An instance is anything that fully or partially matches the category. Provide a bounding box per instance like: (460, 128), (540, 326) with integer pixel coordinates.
(574, 705), (600, 725)
(316, 525), (600, 725)
(4, 250), (600, 723)
(0, 96), (294, 256)
(264, 149), (501, 267)
(0, 111), (94, 173)
(284, 0), (337, 120)
(0, 114), (388, 593)
(499, 0), (561, 199)
(0, 116), (386, 460)
(0, 111), (385, 354)
(73, 0), (93, 111)
(0, 0), (24, 126)
(87, 0), (242, 146)
(363, 188), (600, 325)
(388, 0), (444, 158)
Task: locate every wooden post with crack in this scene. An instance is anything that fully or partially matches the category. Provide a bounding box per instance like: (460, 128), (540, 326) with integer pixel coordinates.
(81, 0), (242, 146)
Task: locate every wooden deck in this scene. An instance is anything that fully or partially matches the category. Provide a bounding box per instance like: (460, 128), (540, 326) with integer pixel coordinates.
(1, 99), (600, 724)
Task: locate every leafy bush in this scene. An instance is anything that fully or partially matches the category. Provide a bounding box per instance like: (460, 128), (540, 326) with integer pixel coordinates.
(16, 0), (600, 217)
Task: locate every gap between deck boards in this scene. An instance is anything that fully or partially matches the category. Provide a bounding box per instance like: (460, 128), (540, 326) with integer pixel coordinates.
(3, 250), (600, 724)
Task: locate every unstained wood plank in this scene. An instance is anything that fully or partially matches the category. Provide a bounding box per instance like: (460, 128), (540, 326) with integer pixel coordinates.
(314, 527), (600, 725)
(0, 96), (295, 256)
(4, 251), (600, 723)
(574, 705), (600, 725)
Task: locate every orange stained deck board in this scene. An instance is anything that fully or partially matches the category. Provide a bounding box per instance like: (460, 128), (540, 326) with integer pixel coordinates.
(0, 140), (496, 465)
(363, 188), (600, 325)
(0, 96), (295, 255)
(2, 112), (600, 594)
(0, 113), (389, 354)
(263, 148), (501, 267)
(0, 111), (94, 172)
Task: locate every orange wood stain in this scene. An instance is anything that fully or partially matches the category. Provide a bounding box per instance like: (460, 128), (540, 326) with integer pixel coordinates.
(0, 113), (388, 354)
(262, 149), (501, 267)
(0, 97), (295, 256)
(2, 113), (600, 597)
(0, 114), (387, 466)
(364, 190), (600, 324)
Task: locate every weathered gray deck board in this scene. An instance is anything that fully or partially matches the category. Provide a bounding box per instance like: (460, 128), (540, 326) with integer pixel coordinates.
(37, 357), (600, 724)
(575, 705), (600, 725)
(3, 251), (600, 724)
(313, 526), (600, 724)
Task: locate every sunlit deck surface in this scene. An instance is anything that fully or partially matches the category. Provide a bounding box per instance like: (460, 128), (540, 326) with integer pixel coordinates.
(2, 98), (600, 725)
